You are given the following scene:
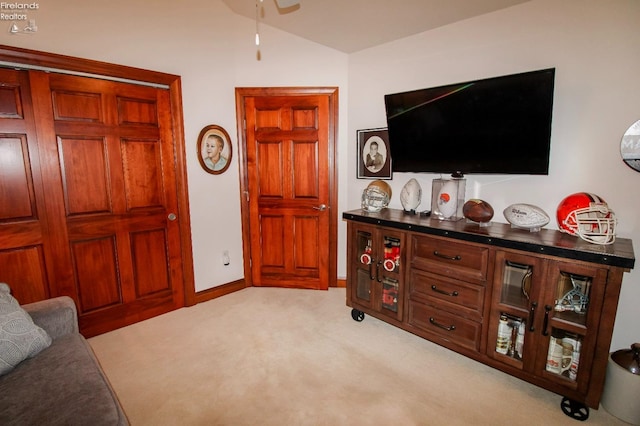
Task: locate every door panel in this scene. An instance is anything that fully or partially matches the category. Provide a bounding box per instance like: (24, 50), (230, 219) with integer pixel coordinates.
(0, 136), (36, 219)
(0, 247), (48, 303)
(0, 69), (53, 304)
(71, 237), (121, 312)
(58, 136), (111, 214)
(238, 88), (337, 290)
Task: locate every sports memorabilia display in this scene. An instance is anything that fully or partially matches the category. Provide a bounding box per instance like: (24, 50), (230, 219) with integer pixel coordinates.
(503, 203), (550, 231)
(361, 180), (392, 212)
(556, 192), (617, 245)
(400, 178), (422, 213)
(463, 199), (494, 223)
(431, 177), (466, 221)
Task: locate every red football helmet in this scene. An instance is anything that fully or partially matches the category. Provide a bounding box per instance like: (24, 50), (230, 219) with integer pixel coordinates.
(556, 193), (616, 245)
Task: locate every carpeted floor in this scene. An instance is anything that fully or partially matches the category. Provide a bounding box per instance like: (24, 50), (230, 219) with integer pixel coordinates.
(89, 287), (626, 425)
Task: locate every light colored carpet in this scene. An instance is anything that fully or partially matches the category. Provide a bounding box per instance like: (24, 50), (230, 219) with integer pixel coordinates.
(89, 287), (626, 425)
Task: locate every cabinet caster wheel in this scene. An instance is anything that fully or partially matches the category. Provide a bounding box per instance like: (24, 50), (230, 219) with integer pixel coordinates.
(560, 397), (589, 421)
(351, 309), (365, 322)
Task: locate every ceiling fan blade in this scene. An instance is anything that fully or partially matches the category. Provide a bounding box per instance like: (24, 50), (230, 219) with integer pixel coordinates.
(275, 0), (300, 8)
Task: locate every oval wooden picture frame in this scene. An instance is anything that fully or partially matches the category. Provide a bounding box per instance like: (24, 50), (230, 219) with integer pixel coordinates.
(197, 124), (232, 174)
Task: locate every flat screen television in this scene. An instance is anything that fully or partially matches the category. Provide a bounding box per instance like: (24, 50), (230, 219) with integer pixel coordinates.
(384, 68), (555, 175)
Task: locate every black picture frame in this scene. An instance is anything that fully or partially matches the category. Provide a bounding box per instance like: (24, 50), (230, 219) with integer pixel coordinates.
(357, 127), (391, 179)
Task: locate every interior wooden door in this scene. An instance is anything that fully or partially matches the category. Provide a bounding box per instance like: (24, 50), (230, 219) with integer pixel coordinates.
(34, 71), (186, 336)
(237, 88), (338, 290)
(0, 63), (190, 337)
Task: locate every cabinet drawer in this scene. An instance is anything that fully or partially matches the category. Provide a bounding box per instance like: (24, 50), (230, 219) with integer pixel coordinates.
(408, 300), (481, 351)
(410, 234), (489, 283)
(409, 269), (484, 321)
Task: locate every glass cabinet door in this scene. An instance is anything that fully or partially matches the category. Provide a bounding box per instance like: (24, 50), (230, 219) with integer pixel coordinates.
(378, 234), (401, 315)
(349, 224), (404, 321)
(542, 272), (591, 380)
(536, 262), (607, 389)
(491, 251), (606, 393)
(352, 228), (374, 309)
(489, 251), (546, 369)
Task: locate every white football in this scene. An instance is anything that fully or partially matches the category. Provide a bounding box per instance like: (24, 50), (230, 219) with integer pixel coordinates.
(503, 203), (550, 229)
(400, 178), (422, 211)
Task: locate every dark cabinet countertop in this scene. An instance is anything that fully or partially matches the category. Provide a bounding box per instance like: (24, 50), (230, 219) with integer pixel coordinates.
(343, 208), (635, 269)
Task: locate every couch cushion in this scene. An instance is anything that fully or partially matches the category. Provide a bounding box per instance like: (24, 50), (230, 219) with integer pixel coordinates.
(0, 283), (52, 376)
(0, 333), (128, 425)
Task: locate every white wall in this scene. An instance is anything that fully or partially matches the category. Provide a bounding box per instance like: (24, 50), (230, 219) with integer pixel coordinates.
(347, 0), (640, 350)
(0, 0), (349, 293)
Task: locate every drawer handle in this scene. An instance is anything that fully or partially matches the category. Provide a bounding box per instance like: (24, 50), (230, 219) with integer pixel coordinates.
(429, 317), (456, 331)
(431, 285), (459, 297)
(433, 250), (462, 261)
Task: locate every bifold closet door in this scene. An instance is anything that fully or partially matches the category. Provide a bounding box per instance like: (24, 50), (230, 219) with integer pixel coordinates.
(0, 68), (187, 336)
(0, 68), (57, 304)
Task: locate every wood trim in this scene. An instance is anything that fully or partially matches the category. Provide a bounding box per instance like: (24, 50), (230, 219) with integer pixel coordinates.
(168, 78), (197, 307)
(234, 89), (253, 287)
(0, 44), (197, 308)
(335, 278), (346, 288)
(194, 279), (248, 304)
(0, 44), (178, 86)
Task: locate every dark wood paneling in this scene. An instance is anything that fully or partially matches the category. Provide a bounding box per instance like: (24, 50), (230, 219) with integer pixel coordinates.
(0, 85), (23, 118)
(0, 246), (48, 303)
(51, 90), (102, 122)
(0, 136), (35, 220)
(257, 140), (284, 197)
(260, 214), (284, 267)
(118, 97), (158, 126)
(72, 237), (121, 313)
(293, 215), (319, 270)
(59, 136), (111, 215)
(131, 228), (171, 297)
(121, 138), (163, 210)
(292, 140), (318, 198)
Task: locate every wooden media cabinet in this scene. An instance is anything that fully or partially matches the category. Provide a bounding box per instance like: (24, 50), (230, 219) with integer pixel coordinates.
(343, 208), (635, 417)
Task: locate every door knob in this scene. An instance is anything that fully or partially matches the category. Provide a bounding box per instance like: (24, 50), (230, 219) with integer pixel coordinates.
(313, 204), (327, 211)
(168, 213), (177, 221)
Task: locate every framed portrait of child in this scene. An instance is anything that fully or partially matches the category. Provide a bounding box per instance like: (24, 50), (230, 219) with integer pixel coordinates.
(357, 127), (391, 179)
(197, 125), (232, 175)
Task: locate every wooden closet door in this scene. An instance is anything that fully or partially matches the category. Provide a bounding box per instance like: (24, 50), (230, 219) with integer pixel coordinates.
(0, 69), (56, 304)
(29, 71), (186, 336)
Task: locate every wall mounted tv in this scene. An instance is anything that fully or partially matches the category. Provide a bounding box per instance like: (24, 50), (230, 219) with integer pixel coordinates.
(384, 68), (555, 175)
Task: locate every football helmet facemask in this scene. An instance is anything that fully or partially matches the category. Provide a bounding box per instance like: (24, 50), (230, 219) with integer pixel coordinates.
(361, 180), (392, 212)
(556, 192), (616, 245)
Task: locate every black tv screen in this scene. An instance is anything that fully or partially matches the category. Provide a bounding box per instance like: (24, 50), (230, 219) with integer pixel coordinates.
(384, 68), (555, 175)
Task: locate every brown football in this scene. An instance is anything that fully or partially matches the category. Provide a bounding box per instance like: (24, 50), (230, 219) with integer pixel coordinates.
(463, 199), (494, 223)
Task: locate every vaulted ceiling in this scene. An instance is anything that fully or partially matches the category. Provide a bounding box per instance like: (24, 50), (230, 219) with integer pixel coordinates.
(222, 0), (531, 53)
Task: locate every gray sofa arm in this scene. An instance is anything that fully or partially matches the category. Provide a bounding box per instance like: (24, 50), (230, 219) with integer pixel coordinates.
(22, 296), (79, 340)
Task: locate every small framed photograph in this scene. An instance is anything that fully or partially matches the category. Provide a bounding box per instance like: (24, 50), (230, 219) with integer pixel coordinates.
(197, 125), (232, 174)
(357, 127), (391, 179)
